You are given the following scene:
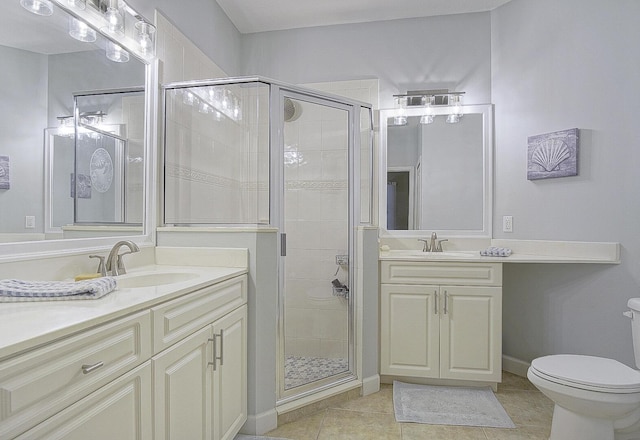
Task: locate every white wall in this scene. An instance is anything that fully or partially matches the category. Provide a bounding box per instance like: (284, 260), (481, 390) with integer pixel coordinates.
(242, 13), (492, 108)
(127, 0), (243, 76)
(0, 45), (48, 234)
(492, 0), (640, 366)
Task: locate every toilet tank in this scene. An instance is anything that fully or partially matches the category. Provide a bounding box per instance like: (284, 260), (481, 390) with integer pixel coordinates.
(628, 298), (640, 368)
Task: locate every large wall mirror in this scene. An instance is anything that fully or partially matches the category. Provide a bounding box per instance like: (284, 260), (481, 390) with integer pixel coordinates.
(0, 0), (155, 255)
(379, 104), (493, 237)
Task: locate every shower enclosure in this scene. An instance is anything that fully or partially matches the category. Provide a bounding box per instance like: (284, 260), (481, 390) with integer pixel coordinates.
(162, 77), (373, 404)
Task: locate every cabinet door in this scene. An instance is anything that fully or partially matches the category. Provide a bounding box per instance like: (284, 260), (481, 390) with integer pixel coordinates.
(15, 362), (152, 440)
(211, 305), (247, 440)
(440, 286), (502, 382)
(153, 326), (212, 440)
(380, 284), (440, 378)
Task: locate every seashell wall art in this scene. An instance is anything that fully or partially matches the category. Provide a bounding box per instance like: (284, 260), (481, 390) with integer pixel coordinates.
(527, 128), (578, 180)
(0, 156), (9, 190)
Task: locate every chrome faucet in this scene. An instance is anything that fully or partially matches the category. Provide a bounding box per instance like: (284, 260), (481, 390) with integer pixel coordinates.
(106, 240), (140, 276)
(418, 233), (449, 253)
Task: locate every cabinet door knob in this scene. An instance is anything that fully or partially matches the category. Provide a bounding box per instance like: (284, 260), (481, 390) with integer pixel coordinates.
(81, 361), (104, 374)
(434, 290), (438, 314)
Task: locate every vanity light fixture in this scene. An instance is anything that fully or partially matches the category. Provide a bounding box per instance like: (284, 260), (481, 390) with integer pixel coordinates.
(134, 20), (156, 57)
(393, 90), (465, 124)
(103, 0), (124, 35)
(392, 96), (408, 126)
(105, 40), (129, 62)
(20, 0), (54, 16)
(446, 93), (464, 124)
(419, 95), (435, 125)
(69, 16), (96, 42)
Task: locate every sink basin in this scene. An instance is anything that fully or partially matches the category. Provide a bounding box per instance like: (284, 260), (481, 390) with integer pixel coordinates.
(382, 250), (479, 259)
(117, 272), (200, 289)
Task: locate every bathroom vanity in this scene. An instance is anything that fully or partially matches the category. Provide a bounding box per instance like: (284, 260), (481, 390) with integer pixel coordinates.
(0, 259), (248, 440)
(378, 240), (620, 387)
(380, 258), (503, 384)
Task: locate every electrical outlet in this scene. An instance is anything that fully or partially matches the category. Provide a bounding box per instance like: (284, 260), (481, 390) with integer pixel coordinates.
(25, 216), (36, 229)
(335, 255), (349, 265)
(502, 215), (513, 233)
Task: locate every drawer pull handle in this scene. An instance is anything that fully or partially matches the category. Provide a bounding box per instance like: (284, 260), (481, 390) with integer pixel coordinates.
(81, 361), (104, 374)
(434, 290), (438, 315)
(444, 291), (449, 315)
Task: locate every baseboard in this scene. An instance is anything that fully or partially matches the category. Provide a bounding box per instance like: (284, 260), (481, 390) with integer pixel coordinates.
(362, 374), (380, 396)
(241, 408), (278, 436)
(502, 355), (531, 378)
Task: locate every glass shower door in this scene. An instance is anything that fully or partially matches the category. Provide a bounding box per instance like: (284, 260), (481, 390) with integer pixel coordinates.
(280, 92), (353, 398)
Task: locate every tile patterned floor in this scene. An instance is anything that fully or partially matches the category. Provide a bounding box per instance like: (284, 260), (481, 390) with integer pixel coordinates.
(266, 372), (553, 440)
(285, 356), (349, 389)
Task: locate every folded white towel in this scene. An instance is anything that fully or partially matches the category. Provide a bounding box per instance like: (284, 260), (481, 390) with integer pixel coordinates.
(480, 247), (512, 257)
(0, 277), (117, 302)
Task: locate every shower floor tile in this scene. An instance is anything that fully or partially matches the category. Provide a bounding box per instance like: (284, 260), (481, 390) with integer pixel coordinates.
(285, 356), (348, 389)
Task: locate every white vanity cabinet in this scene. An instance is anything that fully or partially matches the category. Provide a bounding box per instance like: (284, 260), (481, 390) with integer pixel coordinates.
(0, 271), (248, 440)
(152, 304), (247, 440)
(380, 260), (502, 383)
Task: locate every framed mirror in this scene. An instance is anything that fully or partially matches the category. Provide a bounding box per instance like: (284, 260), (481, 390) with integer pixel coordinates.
(0, 0), (156, 257)
(379, 104), (493, 237)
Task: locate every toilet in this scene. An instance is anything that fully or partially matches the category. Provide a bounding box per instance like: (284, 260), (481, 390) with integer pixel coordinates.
(528, 298), (640, 440)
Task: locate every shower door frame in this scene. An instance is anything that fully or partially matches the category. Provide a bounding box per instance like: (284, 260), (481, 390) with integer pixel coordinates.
(272, 84), (365, 404)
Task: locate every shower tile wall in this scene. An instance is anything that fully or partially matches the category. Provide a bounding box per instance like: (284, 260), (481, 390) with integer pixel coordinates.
(159, 12), (272, 225)
(164, 83), (269, 224)
(284, 79), (379, 361)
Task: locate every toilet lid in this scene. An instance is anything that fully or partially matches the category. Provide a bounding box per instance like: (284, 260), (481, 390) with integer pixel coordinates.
(530, 354), (640, 392)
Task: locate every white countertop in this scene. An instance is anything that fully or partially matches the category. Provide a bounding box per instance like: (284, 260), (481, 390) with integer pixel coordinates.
(379, 250), (617, 264)
(0, 264), (247, 360)
(379, 239), (620, 264)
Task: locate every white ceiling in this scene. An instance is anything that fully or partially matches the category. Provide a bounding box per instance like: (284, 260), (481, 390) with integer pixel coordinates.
(216, 0), (512, 34)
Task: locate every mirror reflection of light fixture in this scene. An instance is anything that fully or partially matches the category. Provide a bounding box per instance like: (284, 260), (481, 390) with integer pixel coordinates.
(392, 96), (408, 126)
(105, 40), (129, 62)
(135, 20), (156, 57)
(69, 16), (96, 42)
(57, 115), (75, 137)
(393, 90), (465, 125)
(446, 93), (464, 124)
(67, 0), (85, 9)
(20, 0), (53, 16)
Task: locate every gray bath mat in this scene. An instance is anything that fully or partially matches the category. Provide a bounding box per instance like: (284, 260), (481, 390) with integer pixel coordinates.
(393, 381), (515, 428)
(234, 435), (290, 440)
